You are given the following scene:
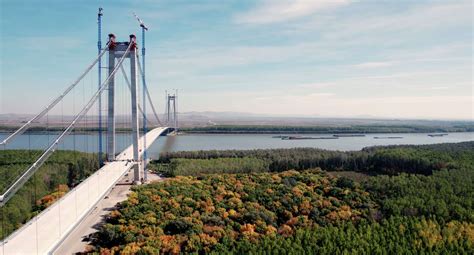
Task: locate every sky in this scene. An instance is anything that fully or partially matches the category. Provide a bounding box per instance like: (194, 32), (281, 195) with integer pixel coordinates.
(0, 0), (472, 120)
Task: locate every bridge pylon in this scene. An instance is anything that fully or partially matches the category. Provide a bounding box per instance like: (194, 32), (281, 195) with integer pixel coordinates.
(107, 34), (143, 184)
(165, 90), (179, 134)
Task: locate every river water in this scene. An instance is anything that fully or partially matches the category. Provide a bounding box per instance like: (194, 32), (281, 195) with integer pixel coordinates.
(1, 132), (473, 159)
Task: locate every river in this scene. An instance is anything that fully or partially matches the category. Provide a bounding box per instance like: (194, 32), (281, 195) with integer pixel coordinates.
(1, 132), (473, 159)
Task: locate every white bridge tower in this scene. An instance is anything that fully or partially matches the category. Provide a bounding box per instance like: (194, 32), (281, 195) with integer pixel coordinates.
(106, 34), (143, 184)
(165, 90), (178, 133)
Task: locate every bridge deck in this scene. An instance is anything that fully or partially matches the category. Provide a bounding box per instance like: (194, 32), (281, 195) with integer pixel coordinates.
(0, 127), (169, 255)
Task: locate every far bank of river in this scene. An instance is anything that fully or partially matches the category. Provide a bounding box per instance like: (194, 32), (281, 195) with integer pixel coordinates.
(1, 132), (473, 159)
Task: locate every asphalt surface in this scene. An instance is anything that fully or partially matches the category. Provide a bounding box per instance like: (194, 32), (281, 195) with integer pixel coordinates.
(53, 171), (162, 254)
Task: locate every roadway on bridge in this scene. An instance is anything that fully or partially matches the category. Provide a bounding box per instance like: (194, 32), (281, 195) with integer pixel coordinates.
(53, 170), (162, 254)
(0, 127), (170, 255)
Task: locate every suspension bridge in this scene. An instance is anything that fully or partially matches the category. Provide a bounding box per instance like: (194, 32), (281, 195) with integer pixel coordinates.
(0, 9), (177, 254)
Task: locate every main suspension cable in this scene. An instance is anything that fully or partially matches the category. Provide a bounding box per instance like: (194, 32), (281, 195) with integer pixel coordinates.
(0, 47), (109, 146)
(0, 44), (131, 207)
(119, 65), (153, 126)
(136, 53), (163, 126)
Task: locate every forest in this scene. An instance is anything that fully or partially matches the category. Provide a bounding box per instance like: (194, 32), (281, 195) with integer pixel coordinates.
(181, 124), (474, 134)
(0, 150), (98, 239)
(154, 141), (474, 176)
(88, 142), (474, 254)
(3, 123), (473, 134)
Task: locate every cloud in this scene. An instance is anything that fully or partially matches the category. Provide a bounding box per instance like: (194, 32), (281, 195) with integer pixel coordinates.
(277, 1), (471, 45)
(185, 89), (473, 119)
(298, 82), (335, 89)
(235, 0), (350, 24)
(255, 92), (334, 102)
(353, 61), (394, 69)
(151, 42), (339, 77)
(16, 36), (85, 51)
(308, 92), (334, 97)
(427, 86), (449, 91)
(336, 2), (469, 39)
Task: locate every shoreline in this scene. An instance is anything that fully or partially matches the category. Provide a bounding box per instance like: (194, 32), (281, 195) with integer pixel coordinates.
(1, 130), (474, 136)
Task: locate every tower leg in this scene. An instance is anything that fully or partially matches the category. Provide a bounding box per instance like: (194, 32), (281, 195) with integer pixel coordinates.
(130, 51), (143, 184)
(167, 98), (171, 123)
(107, 50), (116, 161)
(173, 98), (177, 131)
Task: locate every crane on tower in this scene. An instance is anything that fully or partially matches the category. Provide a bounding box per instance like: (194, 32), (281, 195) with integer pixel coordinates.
(133, 12), (148, 30)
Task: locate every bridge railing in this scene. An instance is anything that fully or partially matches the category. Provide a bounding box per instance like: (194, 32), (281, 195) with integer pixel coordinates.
(0, 127), (169, 255)
(0, 160), (131, 255)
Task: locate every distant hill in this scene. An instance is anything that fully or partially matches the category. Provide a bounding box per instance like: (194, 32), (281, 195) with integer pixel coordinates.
(1, 112), (472, 129)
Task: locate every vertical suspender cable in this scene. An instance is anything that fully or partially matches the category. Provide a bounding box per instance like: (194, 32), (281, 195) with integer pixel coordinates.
(174, 89), (179, 132)
(84, 69), (88, 153)
(0, 44), (132, 207)
(120, 66), (146, 122)
(0, 48), (108, 147)
(61, 99), (64, 151)
(136, 55), (162, 126)
(141, 27), (148, 181)
(46, 112), (49, 147)
(97, 8), (103, 166)
(1, 143), (5, 251)
(90, 64), (94, 153)
(35, 169), (38, 254)
(73, 75), (77, 163)
(133, 13), (152, 180)
(105, 47), (109, 162)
